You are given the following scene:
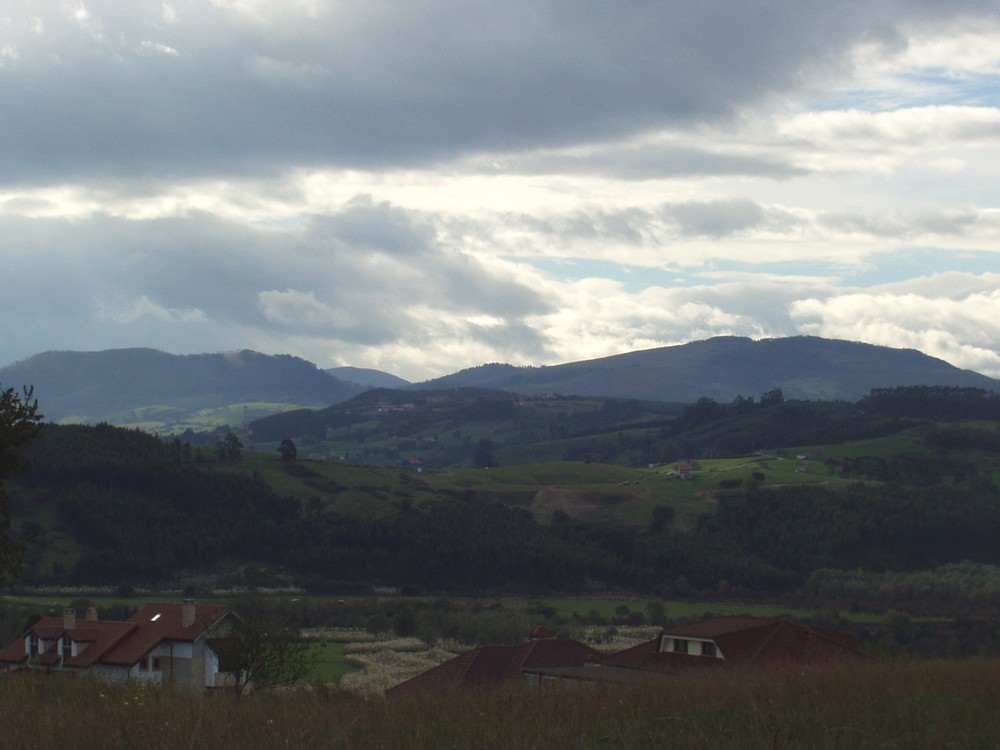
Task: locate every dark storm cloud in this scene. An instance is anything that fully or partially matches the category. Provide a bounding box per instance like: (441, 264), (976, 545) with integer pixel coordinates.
(2, 0), (995, 185)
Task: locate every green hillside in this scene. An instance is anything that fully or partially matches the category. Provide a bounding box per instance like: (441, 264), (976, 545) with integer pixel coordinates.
(5, 386), (1000, 612)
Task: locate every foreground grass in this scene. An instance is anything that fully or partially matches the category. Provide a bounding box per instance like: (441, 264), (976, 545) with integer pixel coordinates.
(3, 659), (999, 749)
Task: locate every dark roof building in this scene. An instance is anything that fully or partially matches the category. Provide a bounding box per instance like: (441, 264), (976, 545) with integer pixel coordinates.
(388, 616), (868, 696)
(387, 638), (602, 698)
(0, 601), (239, 688)
(597, 616), (866, 677)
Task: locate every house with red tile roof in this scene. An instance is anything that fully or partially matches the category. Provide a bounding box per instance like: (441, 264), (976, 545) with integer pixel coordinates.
(0, 601), (240, 688)
(387, 637), (602, 698)
(532, 616), (868, 688)
(389, 616), (867, 695)
(601, 615), (866, 674)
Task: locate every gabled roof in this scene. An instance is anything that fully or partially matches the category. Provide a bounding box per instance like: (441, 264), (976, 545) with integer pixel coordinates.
(0, 617), (137, 668)
(604, 615), (866, 673)
(387, 639), (602, 698)
(66, 621), (138, 668)
(102, 603), (231, 666)
(0, 602), (233, 670)
(600, 636), (723, 673)
(664, 614), (777, 639)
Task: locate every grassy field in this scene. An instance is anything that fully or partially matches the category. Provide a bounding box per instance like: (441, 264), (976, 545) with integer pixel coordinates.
(303, 641), (359, 684)
(174, 417), (1000, 529)
(2, 659), (998, 749)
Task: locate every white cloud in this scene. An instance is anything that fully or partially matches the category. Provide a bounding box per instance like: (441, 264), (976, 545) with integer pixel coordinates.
(789, 281), (1000, 376)
(258, 289), (354, 331)
(95, 294), (207, 325)
(0, 1), (999, 385)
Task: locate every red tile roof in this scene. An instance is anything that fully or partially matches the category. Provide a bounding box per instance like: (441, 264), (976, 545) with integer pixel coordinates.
(0, 603), (233, 671)
(102, 603), (231, 666)
(67, 621), (138, 668)
(603, 615), (866, 673)
(387, 639), (602, 698)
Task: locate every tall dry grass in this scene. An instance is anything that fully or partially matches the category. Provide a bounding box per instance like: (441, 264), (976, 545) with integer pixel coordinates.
(3, 658), (999, 749)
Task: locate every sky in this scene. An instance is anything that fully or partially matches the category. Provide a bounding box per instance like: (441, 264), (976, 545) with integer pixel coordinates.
(2, 1), (999, 382)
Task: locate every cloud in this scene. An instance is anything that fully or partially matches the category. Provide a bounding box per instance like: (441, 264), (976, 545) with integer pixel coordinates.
(1, 2), (999, 385)
(3, 1), (997, 185)
(789, 275), (1000, 376)
(257, 289), (355, 331)
(95, 294), (206, 325)
(0, 198), (552, 376)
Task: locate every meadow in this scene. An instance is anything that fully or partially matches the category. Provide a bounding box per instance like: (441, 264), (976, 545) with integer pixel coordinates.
(2, 658), (998, 749)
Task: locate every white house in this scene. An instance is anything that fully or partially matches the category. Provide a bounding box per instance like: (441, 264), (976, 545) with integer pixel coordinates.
(0, 600), (240, 688)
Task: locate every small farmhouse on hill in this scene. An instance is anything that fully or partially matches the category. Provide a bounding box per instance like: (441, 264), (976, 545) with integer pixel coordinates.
(0, 600), (240, 688)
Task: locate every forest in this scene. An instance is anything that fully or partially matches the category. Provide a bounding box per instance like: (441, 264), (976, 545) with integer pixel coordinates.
(3, 386), (999, 617)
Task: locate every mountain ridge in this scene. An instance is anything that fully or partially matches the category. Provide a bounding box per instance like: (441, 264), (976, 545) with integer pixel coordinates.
(415, 336), (998, 402)
(2, 336), (997, 430)
(0, 348), (366, 426)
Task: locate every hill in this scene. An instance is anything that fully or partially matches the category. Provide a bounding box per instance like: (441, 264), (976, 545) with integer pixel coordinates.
(0, 349), (366, 431)
(247, 384), (1000, 469)
(4, 335), (997, 438)
(247, 387), (683, 466)
(416, 336), (999, 402)
(327, 367), (410, 389)
(9, 388), (1000, 601)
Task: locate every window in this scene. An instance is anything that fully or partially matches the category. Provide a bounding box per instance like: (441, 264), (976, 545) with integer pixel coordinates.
(152, 656), (163, 671)
(701, 642), (717, 657)
(673, 638), (689, 653)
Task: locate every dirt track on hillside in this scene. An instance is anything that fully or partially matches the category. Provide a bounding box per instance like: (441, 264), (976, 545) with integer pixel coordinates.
(531, 487), (601, 519)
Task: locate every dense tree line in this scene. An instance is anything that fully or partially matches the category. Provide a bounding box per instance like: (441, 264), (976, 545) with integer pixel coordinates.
(859, 385), (1000, 421)
(244, 385), (1000, 469)
(10, 396), (1000, 602)
(804, 562), (1000, 616)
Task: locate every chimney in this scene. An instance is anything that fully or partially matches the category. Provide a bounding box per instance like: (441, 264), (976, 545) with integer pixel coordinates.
(86, 607), (98, 621)
(182, 600), (196, 628)
(63, 608), (76, 630)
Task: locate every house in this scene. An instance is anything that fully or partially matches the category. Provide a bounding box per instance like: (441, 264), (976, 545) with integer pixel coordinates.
(387, 637), (602, 698)
(587, 616), (866, 678)
(388, 616), (867, 696)
(0, 600), (240, 688)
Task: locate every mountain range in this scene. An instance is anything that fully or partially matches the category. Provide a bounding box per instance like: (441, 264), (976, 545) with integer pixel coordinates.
(419, 336), (999, 403)
(0, 348), (366, 427)
(1, 336), (996, 429)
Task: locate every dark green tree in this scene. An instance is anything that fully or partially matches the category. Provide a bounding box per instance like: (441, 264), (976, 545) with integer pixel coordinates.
(217, 432), (243, 462)
(0, 385), (43, 582)
(760, 387), (784, 407)
(217, 613), (312, 695)
(278, 438), (297, 462)
(472, 439), (494, 468)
